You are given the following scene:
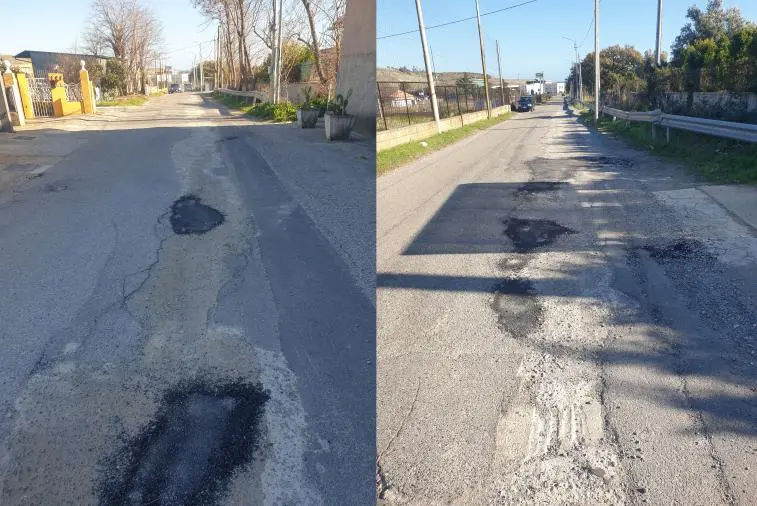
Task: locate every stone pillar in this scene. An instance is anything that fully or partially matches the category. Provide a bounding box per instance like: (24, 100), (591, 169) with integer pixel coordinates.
(335, 0), (376, 135)
(3, 60), (25, 126)
(79, 60), (96, 114)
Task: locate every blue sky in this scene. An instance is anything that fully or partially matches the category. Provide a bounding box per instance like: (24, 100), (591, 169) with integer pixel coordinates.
(0, 0), (217, 70)
(378, 0), (757, 82)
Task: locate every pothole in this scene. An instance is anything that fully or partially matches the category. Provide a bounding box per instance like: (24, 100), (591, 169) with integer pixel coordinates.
(642, 239), (710, 262)
(503, 218), (576, 252)
(98, 381), (269, 506)
(517, 181), (567, 194)
(45, 184), (68, 192)
(491, 278), (544, 339)
(575, 156), (633, 168)
(170, 195), (225, 235)
(217, 136), (239, 143)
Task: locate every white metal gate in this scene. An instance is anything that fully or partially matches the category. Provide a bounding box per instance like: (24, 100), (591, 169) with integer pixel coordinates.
(27, 76), (54, 117)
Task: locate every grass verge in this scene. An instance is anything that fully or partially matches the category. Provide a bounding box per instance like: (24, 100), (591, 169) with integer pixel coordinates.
(97, 95), (149, 107)
(215, 93), (296, 122)
(377, 112), (514, 176)
(580, 110), (757, 183)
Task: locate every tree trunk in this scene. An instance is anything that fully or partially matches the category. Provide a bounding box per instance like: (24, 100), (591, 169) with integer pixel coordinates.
(301, 0), (326, 84)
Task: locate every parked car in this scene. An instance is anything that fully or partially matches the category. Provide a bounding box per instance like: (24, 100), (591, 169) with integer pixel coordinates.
(169, 84), (180, 94)
(518, 95), (535, 112)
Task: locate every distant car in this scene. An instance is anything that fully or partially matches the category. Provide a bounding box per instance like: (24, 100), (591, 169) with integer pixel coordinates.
(169, 84), (180, 94)
(518, 96), (535, 112)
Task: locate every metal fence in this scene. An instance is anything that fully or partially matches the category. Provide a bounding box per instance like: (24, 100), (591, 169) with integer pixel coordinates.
(376, 81), (515, 131)
(26, 76), (54, 117)
(64, 83), (83, 103)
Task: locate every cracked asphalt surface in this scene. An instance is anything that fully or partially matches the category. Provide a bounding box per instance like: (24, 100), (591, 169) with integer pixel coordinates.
(0, 92), (375, 504)
(377, 101), (757, 504)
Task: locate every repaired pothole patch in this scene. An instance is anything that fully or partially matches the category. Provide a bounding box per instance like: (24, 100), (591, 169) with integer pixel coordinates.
(98, 381), (269, 506)
(503, 218), (576, 252)
(170, 195), (225, 235)
(575, 155), (633, 168)
(491, 278), (544, 339)
(517, 181), (567, 194)
(642, 239), (710, 263)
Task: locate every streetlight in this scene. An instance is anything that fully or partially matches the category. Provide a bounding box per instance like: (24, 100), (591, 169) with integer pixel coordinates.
(562, 36), (582, 103)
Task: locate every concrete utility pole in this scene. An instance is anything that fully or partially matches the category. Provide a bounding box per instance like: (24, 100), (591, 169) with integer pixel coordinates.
(276, 0), (283, 101)
(576, 45), (583, 102)
(655, 0), (663, 66)
(496, 40), (505, 107)
(594, 0), (600, 120)
(474, 0), (491, 117)
(415, 0), (441, 133)
(199, 42), (204, 91)
(271, 0), (278, 103)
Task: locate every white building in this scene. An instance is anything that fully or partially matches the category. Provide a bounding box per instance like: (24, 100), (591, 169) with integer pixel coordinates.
(545, 81), (565, 94)
(519, 82), (544, 95)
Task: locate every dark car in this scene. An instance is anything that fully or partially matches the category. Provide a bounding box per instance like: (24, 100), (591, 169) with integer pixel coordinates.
(169, 84), (180, 94)
(518, 96), (535, 112)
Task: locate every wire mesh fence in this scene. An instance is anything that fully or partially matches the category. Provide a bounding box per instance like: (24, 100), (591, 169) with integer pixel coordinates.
(376, 81), (515, 131)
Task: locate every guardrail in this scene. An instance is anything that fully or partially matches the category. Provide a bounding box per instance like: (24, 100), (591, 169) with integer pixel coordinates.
(596, 104), (757, 143)
(216, 88), (269, 103)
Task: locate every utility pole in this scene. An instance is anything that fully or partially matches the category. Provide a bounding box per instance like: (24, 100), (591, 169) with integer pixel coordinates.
(495, 40), (505, 108)
(415, 0), (441, 133)
(199, 42), (204, 91)
(276, 0), (283, 101)
(575, 44), (583, 103)
(430, 47), (438, 84)
(474, 0), (491, 117)
(269, 0), (279, 104)
(594, 0), (600, 120)
(655, 0), (663, 66)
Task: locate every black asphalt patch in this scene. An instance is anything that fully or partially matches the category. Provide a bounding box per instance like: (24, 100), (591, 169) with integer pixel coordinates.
(503, 218), (576, 252)
(98, 381), (269, 506)
(45, 184), (68, 192)
(575, 155), (633, 168)
(642, 239), (714, 263)
(170, 195), (225, 235)
(517, 181), (567, 194)
(491, 278), (544, 339)
(217, 136), (239, 142)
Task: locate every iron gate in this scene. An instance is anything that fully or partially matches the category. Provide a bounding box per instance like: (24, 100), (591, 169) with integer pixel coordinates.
(27, 76), (54, 117)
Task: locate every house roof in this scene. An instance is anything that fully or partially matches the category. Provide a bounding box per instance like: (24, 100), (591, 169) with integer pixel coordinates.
(388, 90), (416, 100)
(15, 50), (111, 60)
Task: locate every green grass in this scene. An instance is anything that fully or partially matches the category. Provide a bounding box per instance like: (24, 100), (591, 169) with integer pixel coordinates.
(150, 89), (167, 97)
(97, 95), (149, 107)
(215, 93), (296, 122)
(377, 112), (513, 176)
(581, 110), (757, 183)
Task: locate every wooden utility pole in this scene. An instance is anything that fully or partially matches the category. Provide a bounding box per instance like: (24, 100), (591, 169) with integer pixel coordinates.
(655, 0), (663, 66)
(415, 0), (441, 133)
(496, 40), (505, 108)
(474, 0), (491, 117)
(594, 0), (600, 120)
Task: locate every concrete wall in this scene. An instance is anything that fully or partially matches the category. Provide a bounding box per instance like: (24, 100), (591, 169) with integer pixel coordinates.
(377, 105), (511, 152)
(662, 91), (757, 121)
(335, 0), (375, 135)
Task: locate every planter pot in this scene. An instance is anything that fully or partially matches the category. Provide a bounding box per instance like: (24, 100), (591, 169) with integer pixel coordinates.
(297, 109), (319, 128)
(325, 113), (356, 141)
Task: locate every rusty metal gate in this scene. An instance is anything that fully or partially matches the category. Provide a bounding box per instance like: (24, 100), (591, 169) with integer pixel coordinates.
(27, 76), (54, 117)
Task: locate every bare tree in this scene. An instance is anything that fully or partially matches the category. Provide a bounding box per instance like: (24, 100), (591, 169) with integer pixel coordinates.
(299, 0), (346, 84)
(82, 0), (163, 94)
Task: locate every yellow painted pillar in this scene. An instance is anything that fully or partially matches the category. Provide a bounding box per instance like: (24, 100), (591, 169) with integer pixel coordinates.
(79, 61), (95, 114)
(15, 72), (34, 119)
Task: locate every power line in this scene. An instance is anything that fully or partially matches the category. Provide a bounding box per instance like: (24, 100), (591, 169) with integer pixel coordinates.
(377, 0), (538, 40)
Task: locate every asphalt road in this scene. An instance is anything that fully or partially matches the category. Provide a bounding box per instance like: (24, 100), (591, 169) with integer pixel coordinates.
(377, 101), (757, 504)
(0, 92), (375, 505)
